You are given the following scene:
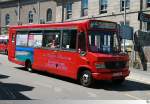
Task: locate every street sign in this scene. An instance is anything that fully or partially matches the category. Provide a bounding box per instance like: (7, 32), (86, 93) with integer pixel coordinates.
(119, 25), (133, 40)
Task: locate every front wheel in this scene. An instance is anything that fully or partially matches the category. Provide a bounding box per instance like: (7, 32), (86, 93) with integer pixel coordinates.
(79, 70), (93, 87)
(25, 61), (33, 72)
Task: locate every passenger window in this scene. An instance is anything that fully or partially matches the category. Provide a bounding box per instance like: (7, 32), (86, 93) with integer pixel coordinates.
(43, 30), (61, 49)
(62, 30), (77, 50)
(28, 31), (43, 48)
(16, 32), (28, 46)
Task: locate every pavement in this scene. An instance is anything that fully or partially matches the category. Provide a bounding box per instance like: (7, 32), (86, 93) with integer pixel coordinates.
(127, 68), (150, 85)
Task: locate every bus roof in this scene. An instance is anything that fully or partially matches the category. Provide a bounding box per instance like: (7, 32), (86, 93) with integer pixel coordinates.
(9, 19), (117, 30)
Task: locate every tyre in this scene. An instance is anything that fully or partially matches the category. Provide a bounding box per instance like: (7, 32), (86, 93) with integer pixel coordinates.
(79, 70), (93, 87)
(112, 78), (125, 85)
(25, 61), (33, 72)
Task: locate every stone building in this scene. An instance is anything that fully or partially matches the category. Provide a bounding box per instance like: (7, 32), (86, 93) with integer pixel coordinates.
(0, 0), (150, 70)
(0, 0), (150, 32)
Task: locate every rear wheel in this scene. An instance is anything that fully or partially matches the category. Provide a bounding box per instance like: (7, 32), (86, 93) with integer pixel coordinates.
(25, 61), (33, 72)
(79, 70), (93, 87)
(112, 78), (125, 85)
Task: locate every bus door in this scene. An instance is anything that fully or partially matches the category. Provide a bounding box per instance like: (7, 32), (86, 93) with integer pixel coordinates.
(56, 29), (79, 78)
(37, 30), (61, 73)
(8, 30), (16, 59)
(26, 31), (44, 71)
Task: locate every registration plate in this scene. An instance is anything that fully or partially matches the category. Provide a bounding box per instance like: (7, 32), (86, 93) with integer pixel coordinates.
(113, 72), (123, 77)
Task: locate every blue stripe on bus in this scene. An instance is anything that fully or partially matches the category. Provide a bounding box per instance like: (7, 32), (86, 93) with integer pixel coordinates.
(16, 46), (34, 52)
(15, 46), (34, 63)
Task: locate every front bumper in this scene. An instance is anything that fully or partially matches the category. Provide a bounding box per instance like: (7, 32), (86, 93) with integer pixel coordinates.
(92, 69), (130, 80)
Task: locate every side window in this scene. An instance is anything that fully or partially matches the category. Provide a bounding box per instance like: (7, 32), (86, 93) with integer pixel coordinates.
(62, 30), (77, 50)
(16, 32), (28, 46)
(28, 31), (43, 48)
(43, 30), (61, 49)
(78, 32), (86, 51)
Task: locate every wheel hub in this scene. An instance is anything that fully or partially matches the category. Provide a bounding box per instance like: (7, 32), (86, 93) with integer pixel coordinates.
(82, 74), (89, 84)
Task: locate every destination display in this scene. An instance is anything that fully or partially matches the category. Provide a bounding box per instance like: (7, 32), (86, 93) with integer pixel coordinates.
(90, 21), (117, 29)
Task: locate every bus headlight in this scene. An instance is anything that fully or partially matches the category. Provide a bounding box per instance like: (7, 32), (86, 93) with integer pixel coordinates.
(95, 63), (106, 69)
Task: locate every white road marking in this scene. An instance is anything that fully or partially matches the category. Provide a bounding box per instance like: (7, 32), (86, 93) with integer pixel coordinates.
(124, 94), (142, 100)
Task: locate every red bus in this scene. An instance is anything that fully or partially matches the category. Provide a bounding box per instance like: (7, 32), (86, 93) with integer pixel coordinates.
(8, 19), (130, 87)
(0, 35), (8, 55)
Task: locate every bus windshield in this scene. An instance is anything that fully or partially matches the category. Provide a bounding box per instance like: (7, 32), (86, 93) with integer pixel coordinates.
(88, 31), (120, 54)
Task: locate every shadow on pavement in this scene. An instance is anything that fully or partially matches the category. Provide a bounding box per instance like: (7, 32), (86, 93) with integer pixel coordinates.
(0, 83), (34, 100)
(92, 80), (150, 91)
(0, 74), (34, 100)
(0, 74), (10, 79)
(15, 67), (150, 92)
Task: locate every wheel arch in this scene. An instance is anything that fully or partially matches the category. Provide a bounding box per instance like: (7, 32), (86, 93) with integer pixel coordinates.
(25, 59), (32, 66)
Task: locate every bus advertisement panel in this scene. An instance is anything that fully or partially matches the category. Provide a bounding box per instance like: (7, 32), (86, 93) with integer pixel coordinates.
(8, 19), (130, 87)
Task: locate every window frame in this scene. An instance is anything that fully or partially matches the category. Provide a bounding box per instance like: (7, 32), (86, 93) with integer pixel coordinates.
(5, 14), (10, 25)
(46, 8), (52, 22)
(120, 0), (130, 11)
(28, 11), (33, 23)
(99, 0), (108, 14)
(147, 0), (150, 8)
(66, 1), (72, 20)
(81, 0), (88, 17)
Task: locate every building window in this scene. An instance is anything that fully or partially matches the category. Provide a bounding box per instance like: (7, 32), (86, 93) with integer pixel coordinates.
(147, 0), (150, 7)
(28, 11), (33, 23)
(99, 0), (108, 14)
(120, 0), (130, 11)
(81, 0), (88, 16)
(5, 14), (10, 25)
(47, 8), (52, 22)
(66, 1), (72, 19)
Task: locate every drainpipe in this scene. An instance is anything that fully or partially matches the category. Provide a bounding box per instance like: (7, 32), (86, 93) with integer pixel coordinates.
(61, 0), (64, 23)
(38, 0), (40, 24)
(123, 0), (127, 52)
(17, 0), (20, 25)
(139, 0), (143, 30)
